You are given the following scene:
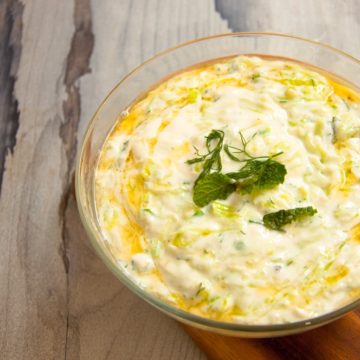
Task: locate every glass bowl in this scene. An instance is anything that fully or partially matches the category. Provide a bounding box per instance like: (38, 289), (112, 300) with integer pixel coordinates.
(75, 32), (360, 337)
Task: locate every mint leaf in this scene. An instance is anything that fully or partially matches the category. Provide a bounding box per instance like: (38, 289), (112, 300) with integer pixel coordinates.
(263, 206), (317, 231)
(227, 159), (286, 194)
(193, 173), (236, 207)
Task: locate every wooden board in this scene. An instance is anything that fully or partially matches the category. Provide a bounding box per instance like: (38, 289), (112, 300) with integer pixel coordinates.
(1, 0), (360, 359)
(184, 310), (360, 360)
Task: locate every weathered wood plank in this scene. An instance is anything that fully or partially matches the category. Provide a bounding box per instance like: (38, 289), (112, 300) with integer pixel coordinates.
(214, 0), (360, 58)
(0, 0), (22, 189)
(65, 1), (229, 359)
(0, 0), (74, 358)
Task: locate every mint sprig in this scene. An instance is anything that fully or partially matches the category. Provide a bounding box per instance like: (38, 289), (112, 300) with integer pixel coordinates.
(188, 130), (287, 207)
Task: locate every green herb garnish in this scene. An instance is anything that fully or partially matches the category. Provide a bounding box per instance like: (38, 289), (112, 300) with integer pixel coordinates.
(193, 209), (205, 217)
(186, 129), (224, 185)
(252, 73), (260, 81)
(196, 282), (206, 296)
(227, 159), (286, 194)
(223, 130), (257, 161)
(121, 140), (129, 152)
(143, 208), (155, 215)
(188, 130), (286, 207)
(193, 173), (236, 207)
(279, 98), (289, 103)
(223, 131), (286, 193)
(331, 116), (338, 144)
(263, 206), (317, 231)
(234, 240), (245, 250)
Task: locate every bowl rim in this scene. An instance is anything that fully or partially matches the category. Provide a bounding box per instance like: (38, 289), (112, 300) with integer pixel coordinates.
(75, 31), (360, 334)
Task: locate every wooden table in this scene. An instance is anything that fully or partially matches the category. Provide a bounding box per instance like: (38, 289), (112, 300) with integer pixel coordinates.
(1, 1), (359, 359)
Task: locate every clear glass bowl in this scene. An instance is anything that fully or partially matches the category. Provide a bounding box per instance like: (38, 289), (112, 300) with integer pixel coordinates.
(75, 33), (360, 337)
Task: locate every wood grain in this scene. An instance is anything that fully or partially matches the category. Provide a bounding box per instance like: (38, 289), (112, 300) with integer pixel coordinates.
(1, 0), (360, 359)
(214, 0), (360, 58)
(0, 0), (227, 359)
(0, 0), (73, 358)
(66, 1), (227, 359)
(0, 0), (22, 188)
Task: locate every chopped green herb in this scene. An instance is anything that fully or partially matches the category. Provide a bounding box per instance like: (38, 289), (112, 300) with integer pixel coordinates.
(234, 240), (245, 251)
(263, 206), (317, 231)
(331, 116), (338, 144)
(121, 140), (129, 152)
(252, 72), (261, 81)
(196, 282), (206, 296)
(339, 241), (347, 250)
(264, 198), (276, 209)
(143, 208), (155, 215)
(193, 209), (205, 217)
(249, 219), (263, 225)
(324, 260), (334, 271)
(258, 128), (270, 136)
(279, 98), (289, 103)
(193, 173), (236, 207)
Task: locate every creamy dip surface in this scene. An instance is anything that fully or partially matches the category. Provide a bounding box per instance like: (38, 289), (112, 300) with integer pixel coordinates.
(95, 56), (360, 325)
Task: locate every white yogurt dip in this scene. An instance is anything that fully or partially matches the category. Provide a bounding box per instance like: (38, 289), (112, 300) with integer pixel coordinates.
(95, 56), (360, 324)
